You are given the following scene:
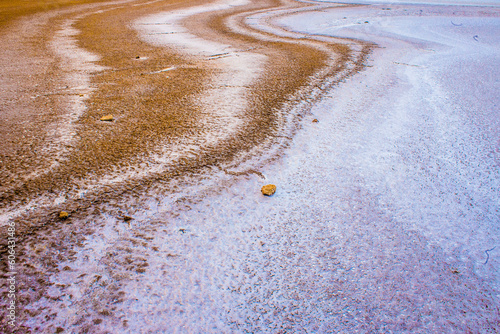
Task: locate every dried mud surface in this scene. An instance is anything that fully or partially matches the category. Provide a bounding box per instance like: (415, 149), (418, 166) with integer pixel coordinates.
(0, 0), (371, 332)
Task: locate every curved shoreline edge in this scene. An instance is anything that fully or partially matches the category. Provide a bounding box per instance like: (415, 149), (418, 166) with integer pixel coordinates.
(0, 0), (371, 331)
(0, 0), (368, 221)
(1, 0), (499, 332)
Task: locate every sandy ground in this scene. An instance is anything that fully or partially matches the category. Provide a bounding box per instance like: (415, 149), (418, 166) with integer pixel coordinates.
(1, 0), (499, 332)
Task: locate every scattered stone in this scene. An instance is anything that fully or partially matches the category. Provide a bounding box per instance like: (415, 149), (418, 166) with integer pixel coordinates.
(261, 184), (276, 196)
(59, 211), (69, 219)
(100, 114), (114, 122)
(123, 216), (133, 222)
(312, 119), (319, 123)
(136, 56), (141, 59)
(55, 328), (64, 334)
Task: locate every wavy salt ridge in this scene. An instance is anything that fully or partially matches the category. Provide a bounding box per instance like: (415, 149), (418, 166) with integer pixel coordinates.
(135, 0), (266, 147)
(2, 0), (267, 226)
(7, 0), (499, 332)
(0, 1), (139, 226)
(37, 1), (499, 333)
(17, 1), (369, 332)
(0, 12), (106, 226)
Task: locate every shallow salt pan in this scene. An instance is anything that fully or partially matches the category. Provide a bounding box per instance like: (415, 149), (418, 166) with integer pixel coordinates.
(134, 0), (266, 148)
(26, 1), (500, 332)
(117, 2), (499, 332)
(278, 0), (500, 279)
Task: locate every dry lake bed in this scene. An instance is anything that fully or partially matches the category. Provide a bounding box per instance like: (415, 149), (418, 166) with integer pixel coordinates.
(0, 0), (499, 332)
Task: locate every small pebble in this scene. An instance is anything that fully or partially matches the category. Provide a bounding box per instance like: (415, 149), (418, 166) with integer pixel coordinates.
(59, 211), (69, 219)
(261, 184), (276, 196)
(100, 114), (114, 122)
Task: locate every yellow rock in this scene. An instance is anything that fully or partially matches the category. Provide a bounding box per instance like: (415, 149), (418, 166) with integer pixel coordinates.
(59, 211), (69, 219)
(100, 114), (114, 122)
(261, 184), (276, 196)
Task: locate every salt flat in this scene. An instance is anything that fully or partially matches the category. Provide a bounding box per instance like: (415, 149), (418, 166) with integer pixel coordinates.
(2, 0), (499, 332)
(121, 1), (500, 331)
(87, 1), (499, 332)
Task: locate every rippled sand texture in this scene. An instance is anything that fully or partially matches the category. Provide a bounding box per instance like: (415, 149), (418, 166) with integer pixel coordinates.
(0, 0), (371, 332)
(0, 0), (365, 216)
(1, 0), (499, 332)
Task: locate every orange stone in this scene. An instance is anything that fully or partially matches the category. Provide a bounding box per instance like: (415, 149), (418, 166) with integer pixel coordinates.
(100, 114), (114, 122)
(261, 184), (276, 196)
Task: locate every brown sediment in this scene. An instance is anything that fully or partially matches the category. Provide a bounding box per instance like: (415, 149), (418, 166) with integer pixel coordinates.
(0, 0), (210, 206)
(0, 0), (372, 331)
(0, 3), (105, 205)
(0, 0), (110, 29)
(0, 0), (369, 210)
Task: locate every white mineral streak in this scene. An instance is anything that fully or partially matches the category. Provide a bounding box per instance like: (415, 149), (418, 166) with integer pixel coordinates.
(25, 0), (500, 332)
(135, 0), (266, 147)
